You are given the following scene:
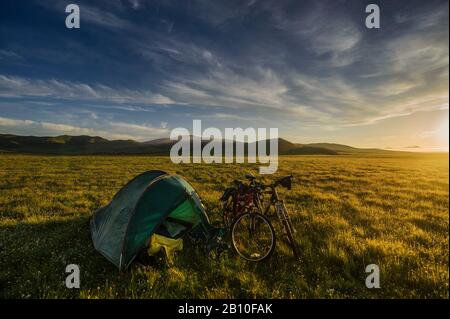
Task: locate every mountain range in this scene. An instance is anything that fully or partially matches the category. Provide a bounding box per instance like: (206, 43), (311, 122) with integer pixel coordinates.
(0, 134), (395, 155)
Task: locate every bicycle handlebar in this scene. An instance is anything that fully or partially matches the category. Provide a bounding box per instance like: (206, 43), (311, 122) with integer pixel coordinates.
(252, 174), (293, 191)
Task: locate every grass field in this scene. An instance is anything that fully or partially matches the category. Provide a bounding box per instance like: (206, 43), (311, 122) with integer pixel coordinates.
(0, 153), (448, 298)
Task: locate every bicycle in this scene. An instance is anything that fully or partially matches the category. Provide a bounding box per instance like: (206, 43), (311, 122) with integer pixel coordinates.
(220, 174), (299, 262)
(220, 177), (258, 227)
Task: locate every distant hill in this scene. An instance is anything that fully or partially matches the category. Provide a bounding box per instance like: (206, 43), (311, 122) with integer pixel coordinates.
(282, 146), (338, 155)
(0, 133), (395, 155)
(306, 143), (391, 154)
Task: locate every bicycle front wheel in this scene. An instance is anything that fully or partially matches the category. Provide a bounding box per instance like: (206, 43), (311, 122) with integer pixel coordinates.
(231, 212), (275, 262)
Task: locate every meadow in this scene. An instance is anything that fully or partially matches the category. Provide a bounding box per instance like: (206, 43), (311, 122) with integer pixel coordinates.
(0, 153), (448, 298)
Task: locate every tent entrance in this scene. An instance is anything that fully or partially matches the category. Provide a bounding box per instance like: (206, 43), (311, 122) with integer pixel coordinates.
(154, 198), (202, 239)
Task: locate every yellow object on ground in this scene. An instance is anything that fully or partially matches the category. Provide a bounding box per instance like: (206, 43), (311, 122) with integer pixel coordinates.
(147, 234), (183, 263)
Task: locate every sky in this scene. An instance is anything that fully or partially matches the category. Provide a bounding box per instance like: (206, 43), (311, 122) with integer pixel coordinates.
(0, 0), (448, 151)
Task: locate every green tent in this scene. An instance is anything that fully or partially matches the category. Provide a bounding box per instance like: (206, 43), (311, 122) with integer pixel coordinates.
(90, 170), (211, 270)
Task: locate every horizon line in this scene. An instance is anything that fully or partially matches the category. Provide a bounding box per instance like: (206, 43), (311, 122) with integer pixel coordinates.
(1, 131), (448, 153)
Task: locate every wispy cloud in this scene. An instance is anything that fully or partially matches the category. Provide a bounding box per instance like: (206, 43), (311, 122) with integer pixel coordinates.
(0, 116), (169, 141)
(0, 50), (22, 60)
(0, 75), (174, 105)
(163, 67), (289, 110)
(38, 0), (133, 30)
(270, 1), (362, 67)
(81, 4), (132, 30)
(128, 0), (142, 10)
(109, 121), (169, 136)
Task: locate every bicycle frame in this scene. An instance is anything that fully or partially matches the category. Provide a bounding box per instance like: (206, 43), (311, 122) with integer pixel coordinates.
(259, 187), (298, 259)
(260, 188), (289, 223)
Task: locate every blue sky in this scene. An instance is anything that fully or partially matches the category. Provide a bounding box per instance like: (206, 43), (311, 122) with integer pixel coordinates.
(0, 0), (448, 150)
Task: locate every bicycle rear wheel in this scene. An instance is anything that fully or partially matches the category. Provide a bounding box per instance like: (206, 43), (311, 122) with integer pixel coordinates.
(231, 212), (275, 262)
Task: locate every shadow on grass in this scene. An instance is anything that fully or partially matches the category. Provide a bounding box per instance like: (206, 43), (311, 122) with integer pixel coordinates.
(1, 211), (350, 298)
(0, 216), (125, 298)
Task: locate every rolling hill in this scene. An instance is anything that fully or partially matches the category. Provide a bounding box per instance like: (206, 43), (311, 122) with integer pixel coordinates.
(0, 133), (394, 155)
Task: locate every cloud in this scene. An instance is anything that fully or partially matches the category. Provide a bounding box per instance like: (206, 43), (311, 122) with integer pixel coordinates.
(109, 121), (169, 136)
(0, 75), (175, 105)
(0, 50), (22, 60)
(0, 117), (35, 127)
(0, 116), (169, 141)
(394, 1), (449, 31)
(385, 35), (448, 76)
(128, 0), (141, 10)
(0, 116), (99, 136)
(295, 13), (361, 57)
(81, 4), (132, 29)
(40, 122), (94, 134)
(163, 66), (290, 110)
(270, 1), (362, 67)
(135, 39), (223, 70)
(104, 105), (156, 112)
(159, 49), (448, 127)
(38, 1), (133, 30)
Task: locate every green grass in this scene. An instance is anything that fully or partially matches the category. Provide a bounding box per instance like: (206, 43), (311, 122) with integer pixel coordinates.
(0, 153), (448, 298)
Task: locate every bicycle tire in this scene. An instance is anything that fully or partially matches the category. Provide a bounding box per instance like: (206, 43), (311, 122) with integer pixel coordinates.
(231, 212), (276, 262)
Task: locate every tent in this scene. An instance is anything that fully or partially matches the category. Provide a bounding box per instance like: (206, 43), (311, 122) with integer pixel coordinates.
(90, 170), (211, 270)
